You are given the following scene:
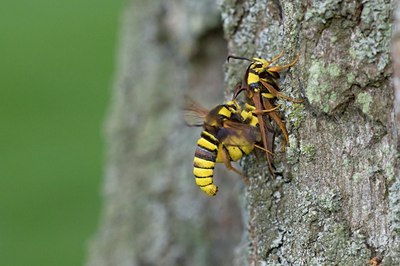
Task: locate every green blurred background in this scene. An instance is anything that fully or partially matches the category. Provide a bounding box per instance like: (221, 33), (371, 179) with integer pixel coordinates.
(0, 1), (124, 265)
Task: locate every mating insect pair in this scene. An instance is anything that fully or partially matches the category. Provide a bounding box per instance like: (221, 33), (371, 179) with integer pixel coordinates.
(186, 51), (303, 196)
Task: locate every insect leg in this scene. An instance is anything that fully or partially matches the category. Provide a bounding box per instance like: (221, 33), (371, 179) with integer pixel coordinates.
(262, 99), (289, 148)
(268, 54), (299, 72)
(269, 50), (285, 63)
(252, 93), (275, 175)
(254, 144), (274, 155)
(252, 93), (271, 157)
(251, 104), (280, 115)
(260, 80), (304, 103)
(233, 82), (246, 100)
(221, 147), (250, 185)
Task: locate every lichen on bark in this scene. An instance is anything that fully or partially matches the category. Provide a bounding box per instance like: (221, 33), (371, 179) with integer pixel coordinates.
(220, 0), (397, 264)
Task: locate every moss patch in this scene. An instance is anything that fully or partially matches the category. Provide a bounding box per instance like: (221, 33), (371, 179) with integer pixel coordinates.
(355, 92), (373, 115)
(306, 61), (345, 113)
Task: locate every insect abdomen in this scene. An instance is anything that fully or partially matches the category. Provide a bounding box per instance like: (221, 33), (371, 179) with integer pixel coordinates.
(193, 131), (219, 196)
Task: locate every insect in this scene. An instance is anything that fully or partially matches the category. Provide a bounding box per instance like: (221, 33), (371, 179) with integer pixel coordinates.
(184, 98), (269, 196)
(368, 256), (381, 266)
(228, 51), (303, 171)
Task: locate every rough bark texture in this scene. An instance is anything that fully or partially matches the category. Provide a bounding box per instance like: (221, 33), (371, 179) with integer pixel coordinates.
(87, 0), (399, 265)
(220, 0), (397, 264)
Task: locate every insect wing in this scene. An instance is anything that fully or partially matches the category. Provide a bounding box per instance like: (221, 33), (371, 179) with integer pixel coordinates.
(216, 120), (258, 147)
(183, 97), (209, 126)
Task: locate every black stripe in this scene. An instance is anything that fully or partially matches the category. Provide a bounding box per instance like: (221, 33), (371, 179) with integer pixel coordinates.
(199, 183), (213, 187)
(194, 146), (217, 161)
(249, 69), (280, 90)
(242, 116), (252, 124)
(193, 160), (215, 169)
(200, 131), (218, 145)
(249, 82), (262, 90)
(223, 146), (233, 161)
(249, 69), (259, 75)
(238, 146), (246, 155)
(260, 70), (280, 80)
(198, 141), (218, 153)
(194, 174), (214, 179)
(262, 79), (280, 91)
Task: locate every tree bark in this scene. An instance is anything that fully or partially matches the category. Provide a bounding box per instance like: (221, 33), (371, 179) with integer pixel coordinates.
(220, 0), (397, 264)
(87, 0), (398, 265)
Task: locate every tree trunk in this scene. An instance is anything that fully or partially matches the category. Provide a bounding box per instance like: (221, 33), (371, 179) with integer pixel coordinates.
(220, 0), (397, 264)
(86, 1), (243, 265)
(87, 0), (398, 265)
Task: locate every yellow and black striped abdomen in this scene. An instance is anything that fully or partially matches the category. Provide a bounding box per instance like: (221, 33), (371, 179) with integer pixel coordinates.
(193, 131), (219, 196)
(215, 143), (251, 163)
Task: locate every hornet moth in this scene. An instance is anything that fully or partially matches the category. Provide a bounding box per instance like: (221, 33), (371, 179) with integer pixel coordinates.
(184, 98), (271, 196)
(227, 51), (303, 173)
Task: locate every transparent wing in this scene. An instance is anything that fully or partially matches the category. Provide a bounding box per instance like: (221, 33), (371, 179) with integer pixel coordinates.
(182, 97), (209, 126)
(216, 120), (259, 146)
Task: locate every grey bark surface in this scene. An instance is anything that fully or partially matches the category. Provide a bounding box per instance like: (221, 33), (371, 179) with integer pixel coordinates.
(220, 0), (398, 265)
(87, 0), (399, 265)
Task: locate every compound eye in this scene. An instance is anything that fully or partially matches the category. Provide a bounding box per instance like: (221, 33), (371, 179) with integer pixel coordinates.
(254, 63), (263, 68)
